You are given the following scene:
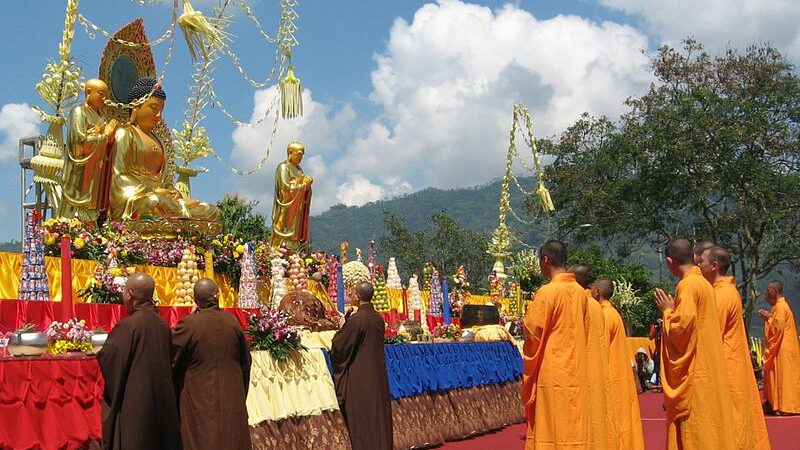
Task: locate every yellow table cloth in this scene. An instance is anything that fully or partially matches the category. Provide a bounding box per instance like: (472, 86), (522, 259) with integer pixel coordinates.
(300, 330), (337, 351)
(246, 349), (339, 425)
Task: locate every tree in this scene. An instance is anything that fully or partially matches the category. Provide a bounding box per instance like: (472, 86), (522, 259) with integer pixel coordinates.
(542, 39), (800, 333)
(215, 195), (270, 243)
(380, 211), (493, 291)
(568, 246), (659, 336)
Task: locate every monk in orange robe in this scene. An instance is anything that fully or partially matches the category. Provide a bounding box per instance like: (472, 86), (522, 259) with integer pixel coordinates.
(592, 278), (645, 450)
(698, 246), (771, 449)
(653, 238), (736, 449)
(692, 240), (714, 266)
(759, 280), (800, 415)
(522, 240), (590, 449)
(570, 265), (618, 450)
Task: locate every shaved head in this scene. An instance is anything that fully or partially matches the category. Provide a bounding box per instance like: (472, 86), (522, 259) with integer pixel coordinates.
(768, 280), (783, 294)
(666, 238), (694, 265)
(355, 282), (374, 303)
(569, 264), (593, 289)
(193, 278), (219, 308)
(540, 240), (567, 268)
(705, 246), (731, 274)
(124, 272), (155, 310)
(592, 278), (614, 301)
(693, 240), (715, 265)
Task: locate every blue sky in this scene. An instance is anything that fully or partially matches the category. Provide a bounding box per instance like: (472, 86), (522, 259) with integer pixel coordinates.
(1, 0), (799, 242)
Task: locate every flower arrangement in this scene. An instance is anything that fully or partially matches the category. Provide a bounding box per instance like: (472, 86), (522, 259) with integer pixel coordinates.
(342, 260), (370, 289)
(611, 278), (642, 326)
(432, 323), (461, 341)
(244, 307), (305, 361)
(45, 318), (93, 354)
(79, 262), (136, 304)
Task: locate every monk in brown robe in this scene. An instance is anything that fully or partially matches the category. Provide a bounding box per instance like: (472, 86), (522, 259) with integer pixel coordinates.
(653, 238), (736, 449)
(331, 282), (393, 450)
(172, 279), (252, 450)
(97, 273), (180, 450)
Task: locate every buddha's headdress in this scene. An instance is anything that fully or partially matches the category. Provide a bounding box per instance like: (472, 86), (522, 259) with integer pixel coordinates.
(127, 77), (167, 104)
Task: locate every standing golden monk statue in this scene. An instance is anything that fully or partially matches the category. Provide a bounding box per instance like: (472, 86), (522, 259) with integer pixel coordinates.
(60, 79), (118, 220)
(270, 142), (312, 253)
(109, 77), (219, 224)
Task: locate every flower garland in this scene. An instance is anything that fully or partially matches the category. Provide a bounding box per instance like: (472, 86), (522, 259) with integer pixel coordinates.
(432, 323), (461, 341)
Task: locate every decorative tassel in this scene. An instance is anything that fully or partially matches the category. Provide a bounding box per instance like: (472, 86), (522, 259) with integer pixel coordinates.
(178, 0), (229, 62)
(536, 182), (555, 213)
(281, 64), (303, 119)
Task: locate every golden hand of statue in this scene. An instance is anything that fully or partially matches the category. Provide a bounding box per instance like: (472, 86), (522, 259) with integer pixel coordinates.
(87, 124), (102, 135)
(183, 198), (200, 208)
(103, 119), (118, 139)
(304, 175), (314, 186)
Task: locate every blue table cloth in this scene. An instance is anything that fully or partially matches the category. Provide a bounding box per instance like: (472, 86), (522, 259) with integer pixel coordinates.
(383, 342), (522, 399)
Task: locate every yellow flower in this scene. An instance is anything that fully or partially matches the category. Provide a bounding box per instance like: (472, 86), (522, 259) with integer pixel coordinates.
(212, 239), (222, 247)
(236, 245), (245, 255)
(126, 267), (135, 275)
(305, 258), (313, 264)
(233, 251), (240, 259)
(121, 250), (128, 257)
(73, 237), (85, 249)
(110, 268), (122, 276)
(45, 234), (56, 246)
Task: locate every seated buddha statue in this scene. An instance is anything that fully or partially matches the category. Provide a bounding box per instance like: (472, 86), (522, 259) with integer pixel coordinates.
(108, 77), (219, 225)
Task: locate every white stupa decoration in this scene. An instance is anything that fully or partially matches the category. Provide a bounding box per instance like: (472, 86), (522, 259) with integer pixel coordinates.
(237, 243), (260, 308)
(386, 257), (402, 289)
(269, 256), (288, 308)
(408, 274), (422, 311)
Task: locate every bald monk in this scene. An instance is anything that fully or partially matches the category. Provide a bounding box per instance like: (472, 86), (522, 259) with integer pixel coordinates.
(653, 238), (736, 449)
(570, 264), (618, 450)
(697, 246), (770, 449)
(593, 278), (645, 450)
(97, 273), (180, 450)
(692, 240), (714, 266)
(759, 280), (800, 414)
(331, 282), (392, 450)
(522, 240), (590, 449)
(172, 279), (252, 450)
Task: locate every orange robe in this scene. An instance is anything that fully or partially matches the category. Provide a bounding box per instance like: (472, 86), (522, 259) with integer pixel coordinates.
(763, 296), (800, 414)
(713, 276), (771, 449)
(585, 291), (618, 450)
(600, 300), (645, 450)
(661, 266), (736, 449)
(522, 272), (590, 449)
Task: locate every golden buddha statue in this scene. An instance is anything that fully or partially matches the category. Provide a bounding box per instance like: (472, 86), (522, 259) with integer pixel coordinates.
(109, 77), (219, 228)
(270, 142), (312, 253)
(60, 79), (118, 220)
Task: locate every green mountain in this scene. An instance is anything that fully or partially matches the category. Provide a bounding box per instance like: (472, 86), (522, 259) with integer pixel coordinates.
(310, 176), (547, 254)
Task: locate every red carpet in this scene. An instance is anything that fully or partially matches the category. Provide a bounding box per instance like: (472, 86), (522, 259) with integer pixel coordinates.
(437, 392), (800, 449)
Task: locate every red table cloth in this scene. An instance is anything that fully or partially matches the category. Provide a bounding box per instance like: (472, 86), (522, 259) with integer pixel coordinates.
(0, 355), (102, 450)
(0, 299), (257, 332)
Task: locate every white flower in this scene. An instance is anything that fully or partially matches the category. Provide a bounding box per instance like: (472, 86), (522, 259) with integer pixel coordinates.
(113, 276), (127, 287)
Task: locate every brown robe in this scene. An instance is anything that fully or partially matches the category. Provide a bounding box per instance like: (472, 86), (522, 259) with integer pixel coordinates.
(172, 306), (252, 450)
(97, 302), (181, 450)
(331, 302), (393, 450)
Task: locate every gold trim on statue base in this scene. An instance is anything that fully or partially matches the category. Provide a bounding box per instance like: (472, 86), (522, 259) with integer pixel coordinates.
(124, 218), (221, 240)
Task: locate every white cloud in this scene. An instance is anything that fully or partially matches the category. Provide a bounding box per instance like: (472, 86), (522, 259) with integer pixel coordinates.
(0, 103), (41, 163)
(226, 0), (654, 215)
(597, 0), (800, 62)
(333, 0), (652, 193)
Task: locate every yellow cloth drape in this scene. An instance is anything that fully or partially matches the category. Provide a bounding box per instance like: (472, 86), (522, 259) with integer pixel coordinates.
(388, 288), (403, 312)
(300, 330), (337, 351)
(469, 324), (514, 342)
(0, 251), (100, 302)
(246, 349), (340, 425)
(625, 337), (655, 359)
(0, 252), (241, 307)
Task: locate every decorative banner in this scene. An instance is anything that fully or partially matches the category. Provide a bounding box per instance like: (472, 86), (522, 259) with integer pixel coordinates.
(19, 211), (50, 302)
(442, 279), (451, 325)
(428, 271), (444, 317)
(238, 243), (260, 308)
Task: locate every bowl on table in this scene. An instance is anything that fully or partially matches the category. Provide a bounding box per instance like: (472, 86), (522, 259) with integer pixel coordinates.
(7, 332), (47, 357)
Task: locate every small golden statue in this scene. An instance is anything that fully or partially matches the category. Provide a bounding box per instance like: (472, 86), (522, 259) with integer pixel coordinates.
(270, 142), (312, 253)
(108, 77), (219, 235)
(60, 79), (118, 220)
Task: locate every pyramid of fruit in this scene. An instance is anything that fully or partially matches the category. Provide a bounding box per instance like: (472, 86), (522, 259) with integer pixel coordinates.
(372, 265), (390, 312)
(175, 247), (200, 306)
